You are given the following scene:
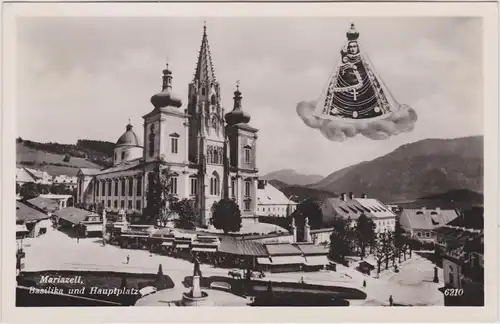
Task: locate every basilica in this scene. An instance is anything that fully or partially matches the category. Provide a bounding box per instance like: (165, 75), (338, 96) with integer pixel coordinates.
(76, 25), (259, 226)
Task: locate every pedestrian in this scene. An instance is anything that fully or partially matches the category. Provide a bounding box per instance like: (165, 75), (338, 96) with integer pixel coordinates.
(363, 279), (366, 288)
(77, 235), (80, 244)
(389, 295), (393, 306)
(126, 254), (130, 264)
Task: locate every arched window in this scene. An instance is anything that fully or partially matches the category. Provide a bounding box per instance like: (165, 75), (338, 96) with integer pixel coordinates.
(201, 87), (206, 96)
(121, 151), (125, 160)
(149, 124), (155, 157)
(211, 94), (216, 105)
(210, 172), (220, 196)
(213, 148), (219, 164)
(207, 148), (213, 164)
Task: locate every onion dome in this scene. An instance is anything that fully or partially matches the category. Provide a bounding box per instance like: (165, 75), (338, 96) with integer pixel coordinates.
(116, 123), (142, 147)
(150, 63), (182, 109)
(225, 81), (250, 126)
(346, 23), (359, 41)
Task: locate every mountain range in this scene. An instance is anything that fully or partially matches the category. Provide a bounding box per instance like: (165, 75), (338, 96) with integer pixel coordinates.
(263, 136), (483, 203)
(261, 169), (324, 186)
(18, 135), (484, 205)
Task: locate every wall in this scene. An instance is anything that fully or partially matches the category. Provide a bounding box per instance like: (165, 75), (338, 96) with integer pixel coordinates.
(114, 146), (143, 165)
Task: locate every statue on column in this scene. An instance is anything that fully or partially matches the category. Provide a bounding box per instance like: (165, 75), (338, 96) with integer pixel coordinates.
(193, 254), (202, 277)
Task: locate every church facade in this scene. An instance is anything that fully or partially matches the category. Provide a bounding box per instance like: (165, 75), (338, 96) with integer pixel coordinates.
(76, 25), (259, 226)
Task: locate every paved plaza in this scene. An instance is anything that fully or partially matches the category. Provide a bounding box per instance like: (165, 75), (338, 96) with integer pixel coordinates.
(21, 229), (444, 306)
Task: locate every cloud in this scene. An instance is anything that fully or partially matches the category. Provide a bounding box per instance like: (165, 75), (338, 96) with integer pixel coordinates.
(296, 101), (418, 142)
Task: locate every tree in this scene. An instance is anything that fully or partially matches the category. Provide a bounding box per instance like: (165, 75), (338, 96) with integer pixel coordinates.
(328, 217), (355, 263)
(172, 198), (197, 230)
(20, 182), (39, 200)
(144, 160), (177, 226)
(373, 232), (386, 275)
(36, 183), (50, 195)
(383, 231), (396, 269)
(354, 213), (376, 259)
(293, 198), (323, 241)
(212, 198), (242, 233)
(394, 218), (405, 262)
(63, 154), (71, 162)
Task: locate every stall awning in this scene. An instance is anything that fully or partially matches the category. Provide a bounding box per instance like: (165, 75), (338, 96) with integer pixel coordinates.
(270, 255), (306, 265)
(121, 234), (149, 238)
(257, 257), (273, 265)
(176, 244), (190, 249)
(161, 242), (173, 246)
(304, 255), (329, 266)
(85, 224), (103, 233)
(192, 247), (217, 253)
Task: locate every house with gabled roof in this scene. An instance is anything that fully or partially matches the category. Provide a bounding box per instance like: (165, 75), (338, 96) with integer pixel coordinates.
(399, 207), (459, 242)
(319, 192), (396, 232)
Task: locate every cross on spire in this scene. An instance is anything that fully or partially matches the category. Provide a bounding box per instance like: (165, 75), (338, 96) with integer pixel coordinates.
(236, 80), (240, 91)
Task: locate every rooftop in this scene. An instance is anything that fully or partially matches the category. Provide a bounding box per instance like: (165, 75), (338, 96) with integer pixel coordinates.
(54, 207), (98, 225)
(16, 201), (50, 222)
(257, 183), (296, 206)
(400, 208), (459, 230)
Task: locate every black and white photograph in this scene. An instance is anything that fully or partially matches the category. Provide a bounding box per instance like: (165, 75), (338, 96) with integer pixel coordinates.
(2, 1), (498, 322)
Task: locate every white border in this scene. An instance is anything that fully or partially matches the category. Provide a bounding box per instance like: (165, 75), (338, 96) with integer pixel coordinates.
(1, 2), (498, 323)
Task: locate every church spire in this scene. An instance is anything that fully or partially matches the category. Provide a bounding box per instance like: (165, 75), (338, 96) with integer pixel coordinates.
(193, 22), (216, 83)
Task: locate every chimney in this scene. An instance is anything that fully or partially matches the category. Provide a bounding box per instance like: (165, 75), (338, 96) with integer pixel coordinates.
(436, 207), (441, 212)
(341, 193), (347, 201)
(349, 192), (354, 200)
(362, 193), (368, 199)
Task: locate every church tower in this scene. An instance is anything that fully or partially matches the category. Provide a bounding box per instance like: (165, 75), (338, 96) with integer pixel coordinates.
(143, 63), (187, 165)
(225, 83), (259, 221)
(188, 24), (226, 225)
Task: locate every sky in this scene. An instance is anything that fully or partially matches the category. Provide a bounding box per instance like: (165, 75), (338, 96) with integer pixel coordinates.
(17, 17), (483, 176)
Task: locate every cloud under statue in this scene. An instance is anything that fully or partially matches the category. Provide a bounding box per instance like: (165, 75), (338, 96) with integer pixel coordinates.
(297, 23), (418, 142)
(297, 101), (418, 142)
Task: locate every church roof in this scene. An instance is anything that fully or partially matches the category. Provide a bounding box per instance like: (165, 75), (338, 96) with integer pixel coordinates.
(315, 23), (400, 121)
(96, 158), (143, 176)
(193, 23), (216, 83)
(78, 168), (101, 176)
(116, 123), (142, 147)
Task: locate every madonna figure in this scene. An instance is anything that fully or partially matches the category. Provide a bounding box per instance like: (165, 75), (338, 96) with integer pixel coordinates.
(319, 23), (394, 120)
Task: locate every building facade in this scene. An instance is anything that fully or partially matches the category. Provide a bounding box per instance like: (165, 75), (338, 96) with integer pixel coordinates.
(435, 222), (484, 306)
(256, 180), (297, 218)
(53, 175), (78, 190)
(76, 25), (259, 226)
(319, 192), (396, 233)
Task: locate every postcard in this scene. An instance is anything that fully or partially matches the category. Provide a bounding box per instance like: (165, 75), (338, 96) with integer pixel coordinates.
(1, 1), (498, 323)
